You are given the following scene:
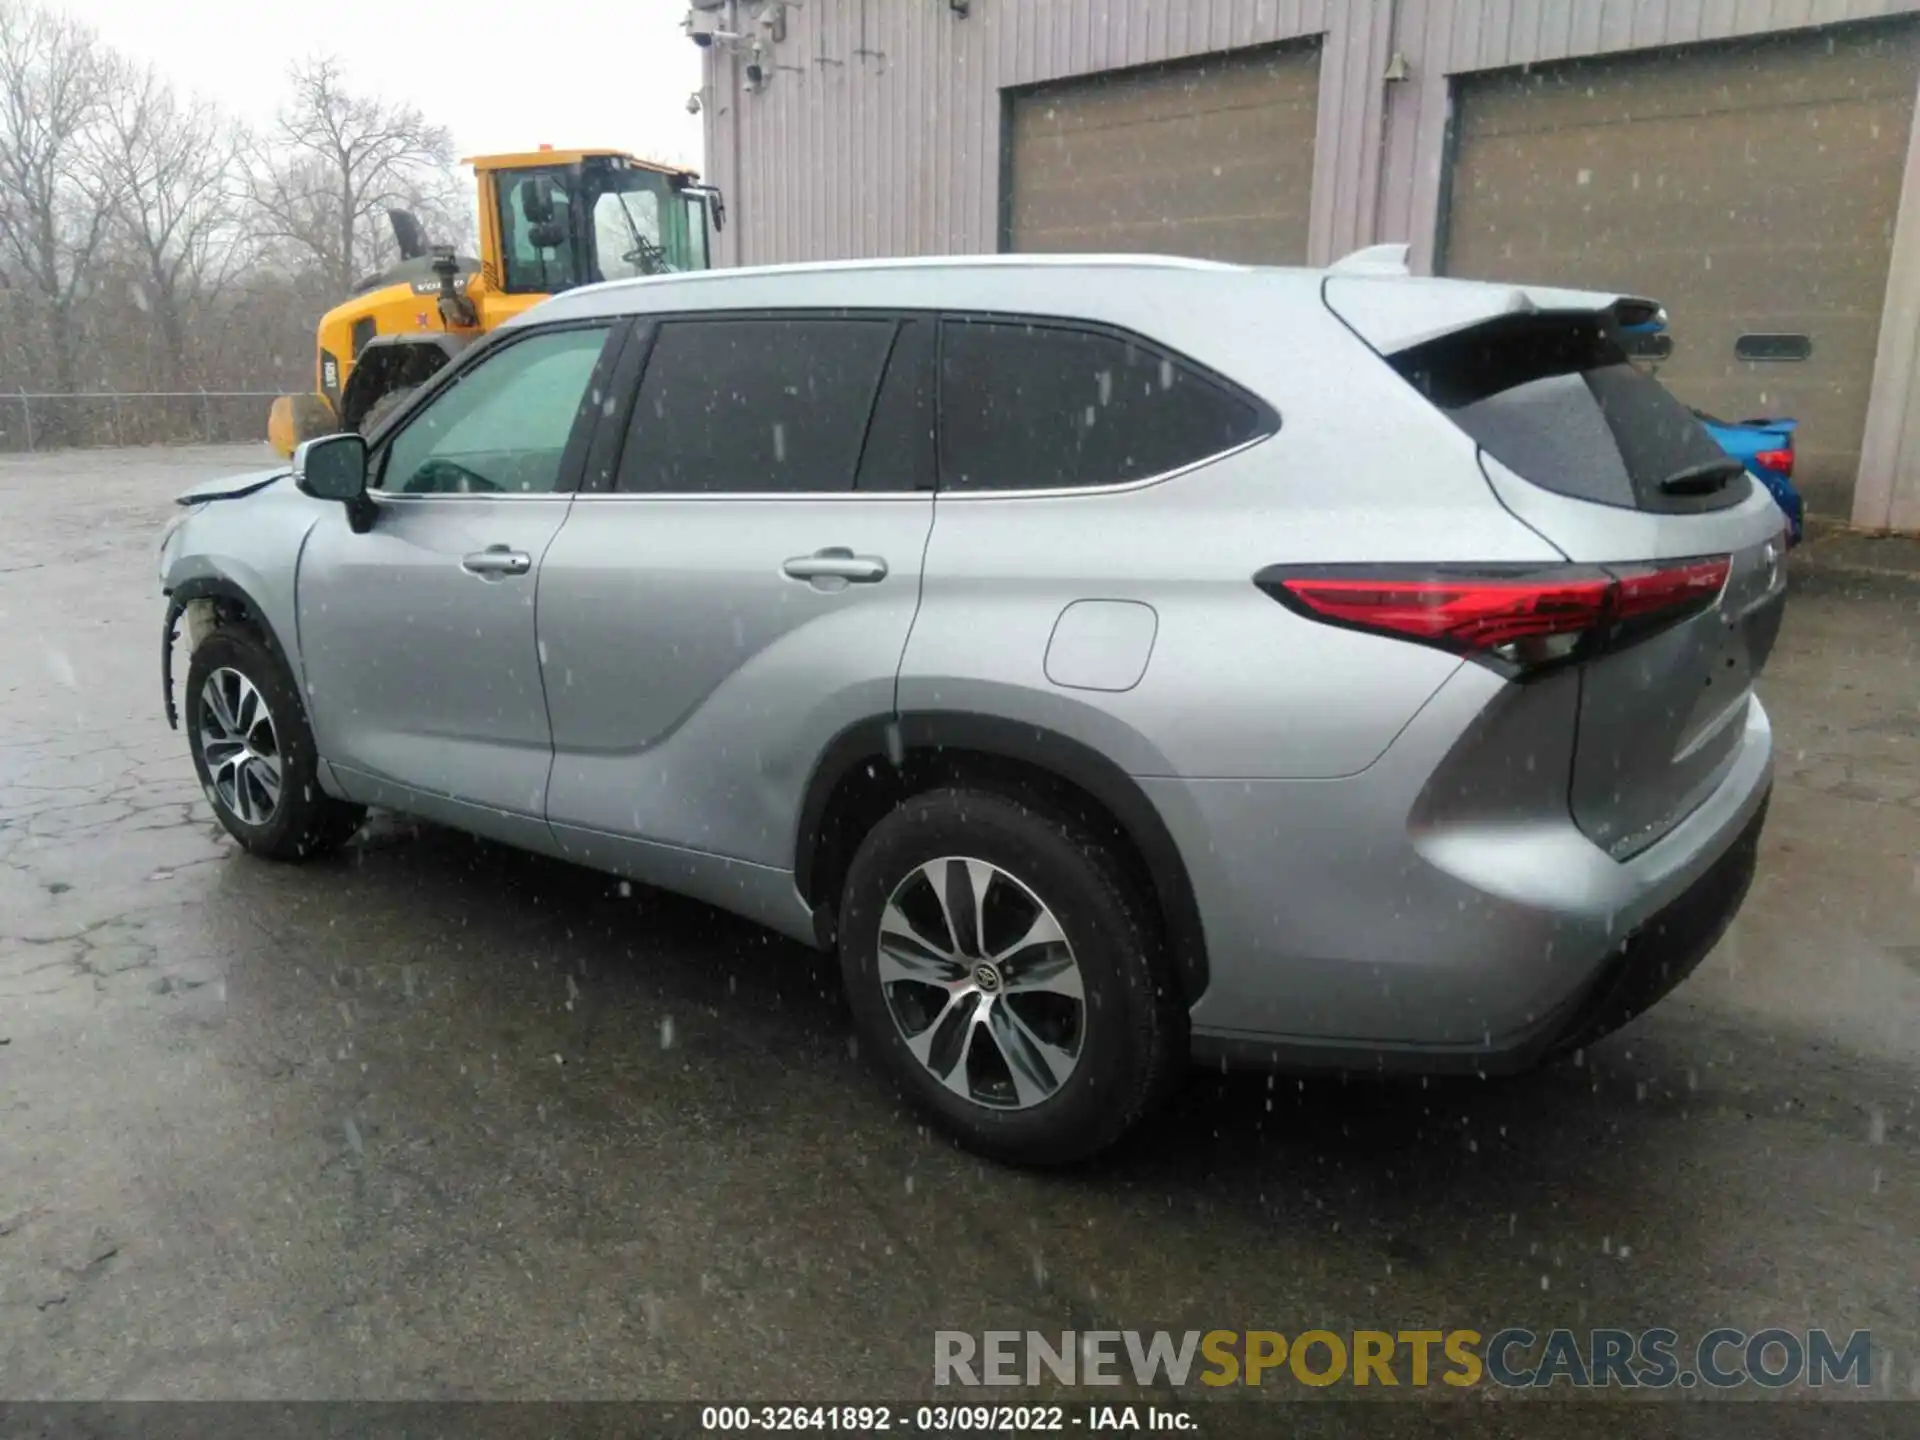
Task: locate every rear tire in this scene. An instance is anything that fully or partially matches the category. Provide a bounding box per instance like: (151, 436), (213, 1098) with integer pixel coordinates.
(357, 385), (418, 436)
(838, 787), (1186, 1165)
(185, 627), (365, 861)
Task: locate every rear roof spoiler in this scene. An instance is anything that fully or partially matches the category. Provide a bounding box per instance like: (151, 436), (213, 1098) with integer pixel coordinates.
(1326, 243), (1412, 277)
(1321, 248), (1666, 353)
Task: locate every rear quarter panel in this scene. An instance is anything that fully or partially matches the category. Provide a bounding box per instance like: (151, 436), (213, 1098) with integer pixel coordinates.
(901, 280), (1565, 781)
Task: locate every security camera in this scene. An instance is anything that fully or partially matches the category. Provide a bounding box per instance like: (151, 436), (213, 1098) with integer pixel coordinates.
(686, 91), (703, 115)
(743, 60), (764, 88)
(685, 10), (746, 47)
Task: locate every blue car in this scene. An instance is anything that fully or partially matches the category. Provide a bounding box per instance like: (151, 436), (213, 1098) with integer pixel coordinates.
(1693, 411), (1803, 544)
(1618, 310), (1805, 543)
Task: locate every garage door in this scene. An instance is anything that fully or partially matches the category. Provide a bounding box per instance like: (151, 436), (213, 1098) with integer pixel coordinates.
(1441, 22), (1920, 516)
(1006, 44), (1321, 265)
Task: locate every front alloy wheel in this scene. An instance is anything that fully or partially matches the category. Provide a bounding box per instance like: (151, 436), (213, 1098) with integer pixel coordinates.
(197, 667), (281, 825)
(182, 625), (364, 860)
(878, 857), (1087, 1110)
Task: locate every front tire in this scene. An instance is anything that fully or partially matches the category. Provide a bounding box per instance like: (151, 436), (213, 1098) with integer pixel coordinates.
(185, 627), (365, 860)
(838, 787), (1185, 1165)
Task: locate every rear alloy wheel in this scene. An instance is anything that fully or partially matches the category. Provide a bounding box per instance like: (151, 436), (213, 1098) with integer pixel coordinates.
(839, 787), (1185, 1164)
(878, 857), (1087, 1110)
(185, 627), (365, 860)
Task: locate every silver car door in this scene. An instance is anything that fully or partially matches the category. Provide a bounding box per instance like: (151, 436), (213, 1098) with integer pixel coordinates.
(297, 321), (624, 845)
(537, 314), (935, 931)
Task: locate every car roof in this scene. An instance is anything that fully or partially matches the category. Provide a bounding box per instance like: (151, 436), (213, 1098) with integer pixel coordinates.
(524, 252), (1651, 356)
(523, 253), (1326, 326)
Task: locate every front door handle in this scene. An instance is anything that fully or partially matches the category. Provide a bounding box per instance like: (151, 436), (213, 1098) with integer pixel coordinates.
(462, 545), (532, 578)
(782, 547), (889, 586)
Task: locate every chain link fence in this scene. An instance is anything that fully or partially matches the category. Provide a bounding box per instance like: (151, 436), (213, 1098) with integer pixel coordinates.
(0, 390), (284, 452)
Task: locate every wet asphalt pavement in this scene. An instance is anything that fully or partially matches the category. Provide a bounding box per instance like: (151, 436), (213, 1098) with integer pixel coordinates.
(0, 445), (1915, 1406)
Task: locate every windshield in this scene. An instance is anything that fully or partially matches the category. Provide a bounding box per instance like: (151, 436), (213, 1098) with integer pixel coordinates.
(496, 161), (707, 294)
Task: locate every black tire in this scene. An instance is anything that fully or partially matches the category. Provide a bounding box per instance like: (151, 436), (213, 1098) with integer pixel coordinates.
(357, 385), (417, 437)
(184, 626), (365, 860)
(838, 787), (1186, 1165)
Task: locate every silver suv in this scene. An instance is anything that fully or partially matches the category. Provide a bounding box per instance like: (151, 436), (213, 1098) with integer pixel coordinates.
(158, 253), (1785, 1163)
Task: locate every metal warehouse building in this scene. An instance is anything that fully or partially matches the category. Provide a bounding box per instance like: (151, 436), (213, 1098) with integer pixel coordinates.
(697, 0), (1920, 531)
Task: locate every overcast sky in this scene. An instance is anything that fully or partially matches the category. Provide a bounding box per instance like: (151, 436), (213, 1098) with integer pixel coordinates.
(60, 0), (707, 171)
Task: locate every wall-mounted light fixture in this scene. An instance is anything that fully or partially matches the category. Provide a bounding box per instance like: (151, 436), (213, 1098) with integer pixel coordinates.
(1383, 51), (1411, 82)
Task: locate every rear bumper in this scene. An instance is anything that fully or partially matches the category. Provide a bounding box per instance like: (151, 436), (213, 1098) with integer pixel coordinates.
(1160, 664), (1774, 1065)
(1188, 791), (1766, 1074)
(1548, 792), (1764, 1056)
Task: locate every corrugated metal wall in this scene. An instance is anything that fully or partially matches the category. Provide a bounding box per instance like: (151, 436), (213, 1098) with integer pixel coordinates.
(702, 0), (1920, 529)
(1382, 0), (1920, 273)
(702, 0), (1395, 267)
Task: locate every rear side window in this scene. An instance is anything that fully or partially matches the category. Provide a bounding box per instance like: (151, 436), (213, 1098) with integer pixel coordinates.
(1391, 313), (1749, 514)
(938, 319), (1268, 491)
(617, 317), (895, 493)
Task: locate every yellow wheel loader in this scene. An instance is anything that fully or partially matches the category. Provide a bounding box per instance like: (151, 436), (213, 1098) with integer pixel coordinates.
(268, 148), (723, 456)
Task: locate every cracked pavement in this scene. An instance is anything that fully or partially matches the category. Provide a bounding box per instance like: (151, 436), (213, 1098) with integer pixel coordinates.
(0, 445), (1915, 1406)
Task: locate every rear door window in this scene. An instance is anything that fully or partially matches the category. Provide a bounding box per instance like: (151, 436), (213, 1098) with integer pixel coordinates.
(1390, 313), (1749, 514)
(616, 317), (896, 494)
(937, 318), (1269, 491)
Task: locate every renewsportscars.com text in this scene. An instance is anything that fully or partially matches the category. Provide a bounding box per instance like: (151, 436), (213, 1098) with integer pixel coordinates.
(933, 1327), (1873, 1390)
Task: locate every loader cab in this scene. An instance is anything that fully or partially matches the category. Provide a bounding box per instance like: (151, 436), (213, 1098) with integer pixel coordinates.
(268, 147), (722, 458)
(475, 150), (716, 309)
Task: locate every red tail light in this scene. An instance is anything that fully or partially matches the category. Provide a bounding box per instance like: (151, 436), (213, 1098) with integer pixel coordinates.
(1611, 557), (1734, 620)
(1259, 557), (1731, 675)
(1752, 446), (1793, 477)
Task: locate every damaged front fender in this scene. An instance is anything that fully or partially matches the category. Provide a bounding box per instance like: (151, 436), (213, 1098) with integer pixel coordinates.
(162, 593), (186, 730)
(159, 580), (296, 731)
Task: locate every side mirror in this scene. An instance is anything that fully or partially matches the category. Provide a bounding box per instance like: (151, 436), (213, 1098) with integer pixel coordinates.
(294, 433), (375, 532)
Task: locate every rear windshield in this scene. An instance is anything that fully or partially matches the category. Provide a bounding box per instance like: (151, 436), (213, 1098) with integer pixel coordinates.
(1388, 312), (1751, 514)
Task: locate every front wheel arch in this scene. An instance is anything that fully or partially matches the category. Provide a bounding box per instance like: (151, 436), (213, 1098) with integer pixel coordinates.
(162, 577), (300, 731)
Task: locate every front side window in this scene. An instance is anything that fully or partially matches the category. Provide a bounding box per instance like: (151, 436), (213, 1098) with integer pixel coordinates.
(938, 319), (1268, 491)
(680, 194), (712, 271)
(376, 327), (610, 495)
(615, 318), (897, 494)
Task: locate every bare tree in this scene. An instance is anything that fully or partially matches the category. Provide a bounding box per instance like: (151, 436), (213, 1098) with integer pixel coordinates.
(0, 18), (475, 449)
(250, 55), (456, 292)
(0, 0), (118, 405)
(104, 61), (246, 388)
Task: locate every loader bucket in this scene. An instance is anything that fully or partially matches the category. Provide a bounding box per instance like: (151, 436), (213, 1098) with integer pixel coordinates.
(268, 392), (339, 459)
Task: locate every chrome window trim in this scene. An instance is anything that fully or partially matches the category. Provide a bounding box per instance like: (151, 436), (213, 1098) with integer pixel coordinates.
(366, 490), (576, 505)
(565, 431), (1270, 502)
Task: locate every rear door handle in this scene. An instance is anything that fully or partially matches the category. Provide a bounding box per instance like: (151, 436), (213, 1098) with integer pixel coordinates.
(782, 547), (889, 585)
(462, 545), (532, 577)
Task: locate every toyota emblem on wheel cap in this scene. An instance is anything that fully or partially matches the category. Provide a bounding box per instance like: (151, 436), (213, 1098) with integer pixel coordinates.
(972, 962), (1002, 993)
